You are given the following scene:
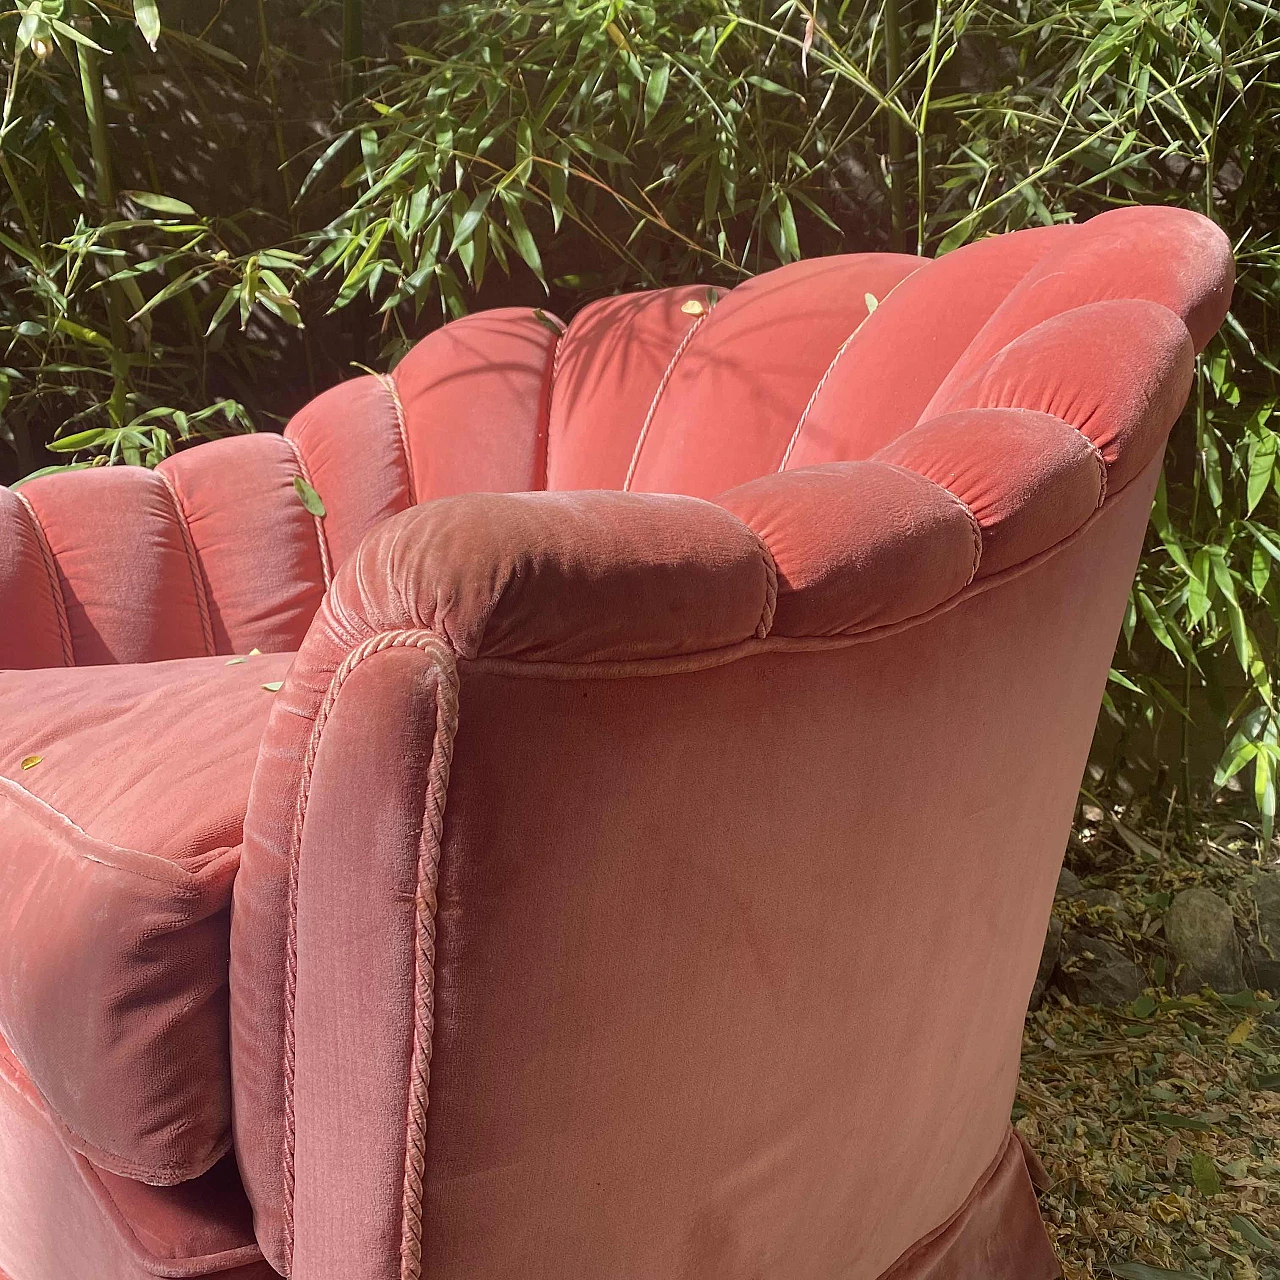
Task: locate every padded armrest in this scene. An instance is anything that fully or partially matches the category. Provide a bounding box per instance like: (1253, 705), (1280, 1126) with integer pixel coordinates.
(232, 487), (775, 1272)
(314, 488), (776, 664)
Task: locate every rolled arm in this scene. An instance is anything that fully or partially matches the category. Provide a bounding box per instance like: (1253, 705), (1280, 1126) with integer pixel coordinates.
(314, 488), (777, 665)
(230, 488), (776, 1274)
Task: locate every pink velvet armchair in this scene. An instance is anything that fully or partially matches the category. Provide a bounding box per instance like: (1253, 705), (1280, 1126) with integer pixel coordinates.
(0, 206), (1232, 1280)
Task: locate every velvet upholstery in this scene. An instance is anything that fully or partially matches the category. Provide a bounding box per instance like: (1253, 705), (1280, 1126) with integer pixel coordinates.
(0, 205), (1234, 1280)
(0, 654), (290, 1184)
(0, 1036), (275, 1279)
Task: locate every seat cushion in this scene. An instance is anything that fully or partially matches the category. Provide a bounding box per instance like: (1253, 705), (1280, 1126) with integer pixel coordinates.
(0, 1034), (277, 1280)
(0, 652), (292, 1186)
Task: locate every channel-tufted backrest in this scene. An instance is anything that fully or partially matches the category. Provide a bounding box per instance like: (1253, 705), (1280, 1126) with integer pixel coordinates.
(0, 206), (1232, 668)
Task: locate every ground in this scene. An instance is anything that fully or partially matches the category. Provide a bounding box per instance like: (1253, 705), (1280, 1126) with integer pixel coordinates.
(1020, 800), (1280, 1279)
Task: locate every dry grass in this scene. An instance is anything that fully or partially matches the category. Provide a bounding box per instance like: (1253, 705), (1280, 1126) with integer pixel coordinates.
(1019, 803), (1280, 1279)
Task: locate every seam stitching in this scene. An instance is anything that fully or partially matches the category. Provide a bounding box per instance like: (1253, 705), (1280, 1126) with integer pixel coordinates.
(69, 1121), (232, 1191)
(280, 630), (458, 1280)
(0, 778), (212, 892)
(891, 466), (984, 585)
(15, 490), (73, 665)
(778, 270), (920, 473)
(376, 372), (417, 506)
(542, 319), (568, 490)
(1069, 424), (1109, 507)
(284, 437), (333, 588)
(623, 310), (709, 492)
(156, 469), (216, 657)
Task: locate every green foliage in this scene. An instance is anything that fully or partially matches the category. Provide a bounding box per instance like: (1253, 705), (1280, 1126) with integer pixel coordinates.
(935, 0), (1280, 839)
(300, 1), (851, 357)
(0, 0), (307, 477)
(1, 0), (1279, 834)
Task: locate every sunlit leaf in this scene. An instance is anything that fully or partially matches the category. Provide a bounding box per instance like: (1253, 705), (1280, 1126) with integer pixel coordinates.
(644, 62), (670, 125)
(1227, 1016), (1255, 1045)
(47, 427), (111, 453)
(292, 476), (326, 517)
(122, 191), (196, 217)
(133, 0), (160, 50)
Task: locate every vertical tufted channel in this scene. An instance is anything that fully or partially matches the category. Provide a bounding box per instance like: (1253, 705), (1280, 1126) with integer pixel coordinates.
(387, 307), (560, 500)
(0, 486), (71, 668)
(17, 466), (213, 664)
(284, 375), (414, 572)
(614, 254), (924, 497)
(159, 434), (329, 656)
(545, 284), (723, 491)
(780, 226), (1071, 467)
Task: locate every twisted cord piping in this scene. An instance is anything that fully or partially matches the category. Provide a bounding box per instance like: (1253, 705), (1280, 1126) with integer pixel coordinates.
(398, 639), (459, 1279)
(623, 310), (710, 492)
(15, 490), (73, 665)
(280, 629), (458, 1277)
(376, 372), (417, 505)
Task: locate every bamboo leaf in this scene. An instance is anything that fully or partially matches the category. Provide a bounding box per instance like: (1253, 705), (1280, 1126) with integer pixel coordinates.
(133, 0), (160, 51)
(123, 191), (197, 217)
(1247, 426), (1278, 513)
(292, 475), (326, 517)
(48, 17), (109, 53)
(644, 62), (670, 125)
(47, 427), (111, 453)
(447, 189), (493, 257)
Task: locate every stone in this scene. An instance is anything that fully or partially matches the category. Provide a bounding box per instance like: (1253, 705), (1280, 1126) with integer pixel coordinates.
(1248, 873), (1280, 993)
(1030, 915), (1064, 1011)
(1075, 887), (1133, 928)
(1056, 931), (1144, 1007)
(1164, 887), (1244, 994)
(1055, 867), (1082, 899)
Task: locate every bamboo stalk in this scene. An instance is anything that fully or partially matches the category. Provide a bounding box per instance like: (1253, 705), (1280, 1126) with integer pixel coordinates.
(0, 154), (39, 245)
(70, 0), (114, 209)
(1182, 370), (1207, 839)
(341, 0), (364, 101)
(255, 0), (293, 210)
(69, 0), (130, 427)
(883, 0), (907, 252)
(915, 0), (943, 254)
